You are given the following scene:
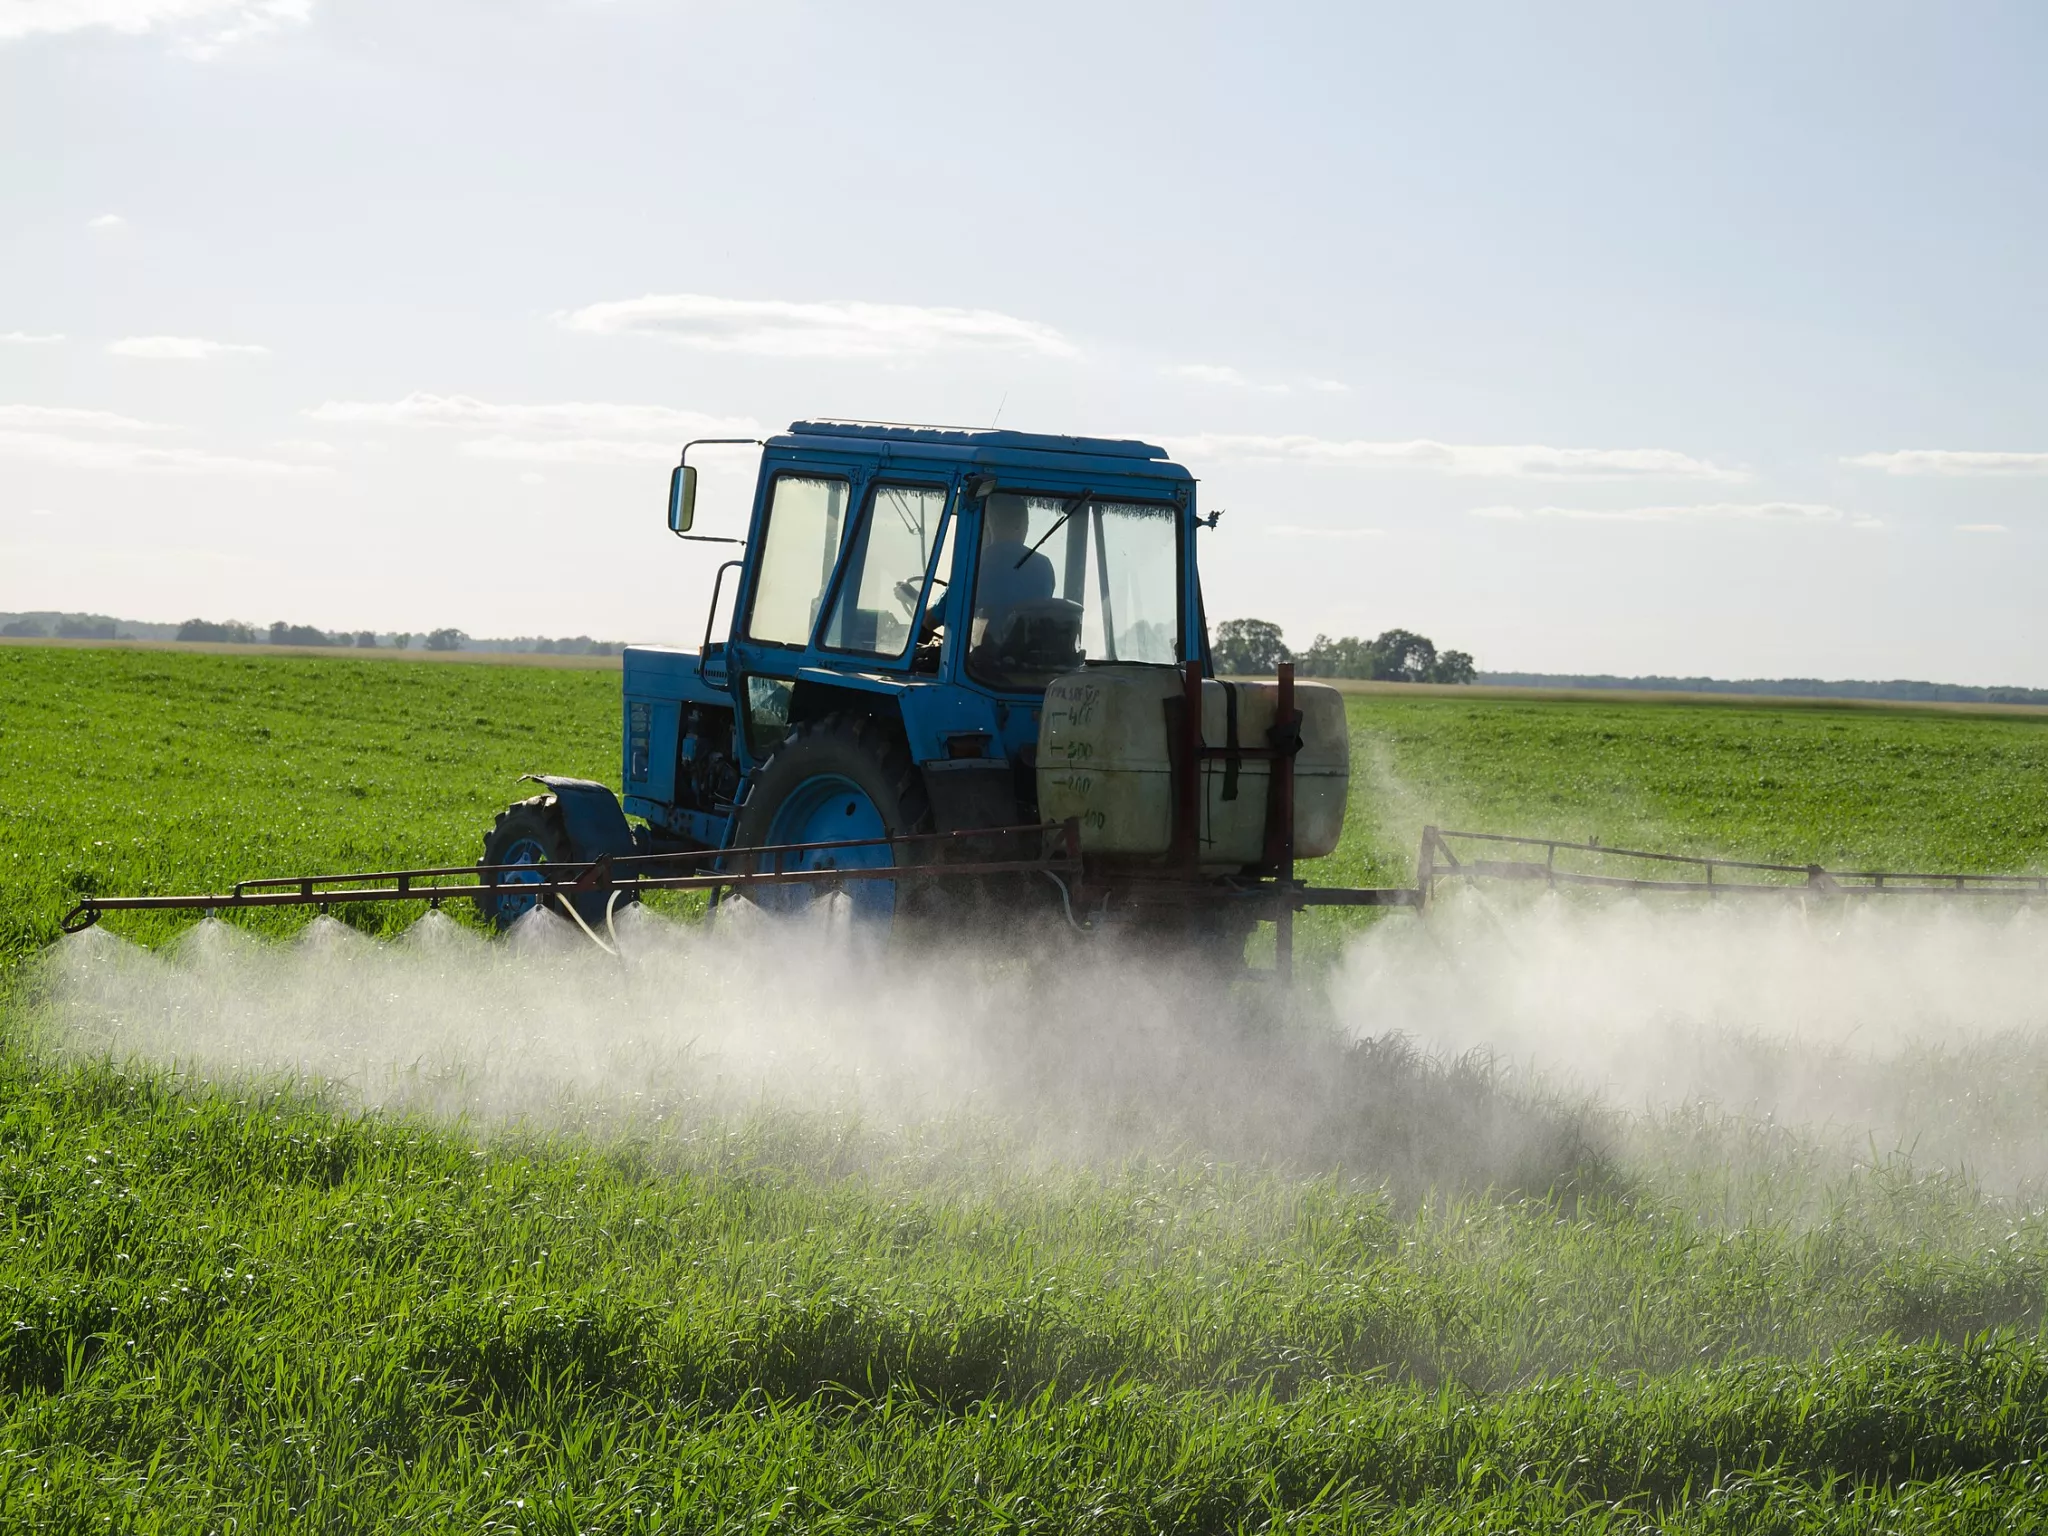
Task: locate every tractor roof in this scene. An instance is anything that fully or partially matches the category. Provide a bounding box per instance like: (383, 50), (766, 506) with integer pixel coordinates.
(778, 419), (1174, 464)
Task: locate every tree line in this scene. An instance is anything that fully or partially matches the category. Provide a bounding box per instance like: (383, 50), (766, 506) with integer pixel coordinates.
(175, 621), (471, 650)
(169, 621), (621, 655)
(1213, 619), (1476, 684)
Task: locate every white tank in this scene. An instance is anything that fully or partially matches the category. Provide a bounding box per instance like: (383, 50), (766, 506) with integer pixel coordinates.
(1037, 665), (1349, 867)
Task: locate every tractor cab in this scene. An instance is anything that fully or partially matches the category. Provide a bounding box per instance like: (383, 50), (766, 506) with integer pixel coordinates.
(482, 421), (1207, 922)
(681, 421), (1199, 767)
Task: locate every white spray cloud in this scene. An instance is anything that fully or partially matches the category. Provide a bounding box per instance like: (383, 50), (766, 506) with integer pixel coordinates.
(37, 890), (2048, 1195)
(1332, 892), (2048, 1184)
(46, 906), (1417, 1171)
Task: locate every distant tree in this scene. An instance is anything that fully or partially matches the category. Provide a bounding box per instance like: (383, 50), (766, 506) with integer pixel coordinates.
(392, 633), (413, 651)
(1431, 649), (1476, 685)
(1296, 633), (1372, 678)
(1290, 628), (1476, 683)
(269, 622), (336, 647)
(178, 619), (257, 644)
(424, 628), (467, 652)
(1, 619), (46, 638)
(55, 618), (119, 640)
(1213, 618), (1290, 675)
(1366, 628), (1438, 682)
(354, 631), (378, 648)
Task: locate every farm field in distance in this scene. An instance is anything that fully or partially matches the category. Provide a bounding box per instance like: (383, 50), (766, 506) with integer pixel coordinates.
(5, 644), (2048, 1529)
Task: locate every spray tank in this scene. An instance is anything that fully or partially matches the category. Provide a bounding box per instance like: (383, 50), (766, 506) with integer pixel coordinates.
(1038, 665), (1348, 866)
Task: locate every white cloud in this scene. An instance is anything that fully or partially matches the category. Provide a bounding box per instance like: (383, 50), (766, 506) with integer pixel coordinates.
(1, 1), (311, 51)
(86, 213), (127, 232)
(175, 0), (306, 57)
(309, 393), (754, 438)
(308, 393), (760, 465)
(1166, 363), (1290, 394)
(269, 437), (336, 457)
(458, 435), (687, 467)
(1171, 363), (1250, 386)
(1, 331), (65, 344)
(1843, 449), (2048, 476)
(1956, 523), (2010, 534)
(0, 401), (314, 475)
(556, 293), (1077, 361)
(0, 403), (164, 433)
(1172, 434), (1746, 481)
(1309, 379), (1350, 394)
(1472, 502), (1864, 525)
(108, 334), (268, 360)
(1264, 524), (1385, 539)
(0, 432), (318, 475)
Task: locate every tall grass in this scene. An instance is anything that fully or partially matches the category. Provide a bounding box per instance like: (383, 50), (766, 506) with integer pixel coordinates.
(5, 1048), (2048, 1528)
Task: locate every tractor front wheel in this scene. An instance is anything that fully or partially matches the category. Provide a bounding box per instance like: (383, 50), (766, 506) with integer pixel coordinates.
(730, 713), (932, 923)
(476, 798), (571, 930)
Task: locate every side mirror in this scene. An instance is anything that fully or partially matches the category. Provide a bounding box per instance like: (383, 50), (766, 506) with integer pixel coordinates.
(668, 464), (698, 533)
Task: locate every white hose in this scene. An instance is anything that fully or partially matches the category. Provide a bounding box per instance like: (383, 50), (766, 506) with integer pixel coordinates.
(1043, 871), (1093, 934)
(553, 888), (621, 958)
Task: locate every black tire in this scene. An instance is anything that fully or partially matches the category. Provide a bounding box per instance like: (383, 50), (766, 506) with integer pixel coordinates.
(475, 797), (572, 931)
(731, 713), (933, 921)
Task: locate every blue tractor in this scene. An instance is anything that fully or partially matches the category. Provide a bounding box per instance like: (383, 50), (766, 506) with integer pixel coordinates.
(473, 419), (1359, 962)
(60, 426), (2029, 954)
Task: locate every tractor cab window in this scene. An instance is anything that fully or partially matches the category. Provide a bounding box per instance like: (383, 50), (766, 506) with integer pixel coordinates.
(821, 484), (951, 658)
(968, 492), (1180, 689)
(746, 474), (849, 647)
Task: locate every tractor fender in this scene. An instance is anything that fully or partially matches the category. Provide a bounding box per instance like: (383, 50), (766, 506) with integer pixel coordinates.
(521, 775), (638, 860)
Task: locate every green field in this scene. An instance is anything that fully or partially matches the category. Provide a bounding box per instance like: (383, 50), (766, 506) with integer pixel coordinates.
(5, 645), (2048, 1530)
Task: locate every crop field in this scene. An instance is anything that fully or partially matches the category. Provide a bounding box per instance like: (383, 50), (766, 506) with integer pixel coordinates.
(5, 645), (2048, 1531)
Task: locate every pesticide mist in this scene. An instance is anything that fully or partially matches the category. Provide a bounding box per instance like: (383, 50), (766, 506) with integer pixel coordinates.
(36, 891), (2048, 1201)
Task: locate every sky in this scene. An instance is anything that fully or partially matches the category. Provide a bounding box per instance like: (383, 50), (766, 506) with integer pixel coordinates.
(2, 1), (2045, 683)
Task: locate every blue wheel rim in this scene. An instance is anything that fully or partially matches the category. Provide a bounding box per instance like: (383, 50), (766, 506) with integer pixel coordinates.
(759, 773), (896, 920)
(496, 834), (550, 920)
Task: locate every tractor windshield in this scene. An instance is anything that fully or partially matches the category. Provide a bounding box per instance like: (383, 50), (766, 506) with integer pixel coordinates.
(968, 493), (1179, 690)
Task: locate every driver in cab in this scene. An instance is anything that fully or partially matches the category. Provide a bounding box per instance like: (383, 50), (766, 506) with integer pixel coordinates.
(972, 493), (1056, 652)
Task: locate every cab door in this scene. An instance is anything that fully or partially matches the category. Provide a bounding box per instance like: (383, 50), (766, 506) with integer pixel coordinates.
(724, 461), (861, 766)
(814, 477), (958, 671)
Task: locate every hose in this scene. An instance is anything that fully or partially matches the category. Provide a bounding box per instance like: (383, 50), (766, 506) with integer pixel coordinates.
(553, 889), (621, 958)
(1042, 871), (1093, 934)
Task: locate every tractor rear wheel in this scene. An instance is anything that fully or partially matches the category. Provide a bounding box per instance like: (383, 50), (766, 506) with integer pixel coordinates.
(730, 713), (932, 923)
(476, 797), (571, 930)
